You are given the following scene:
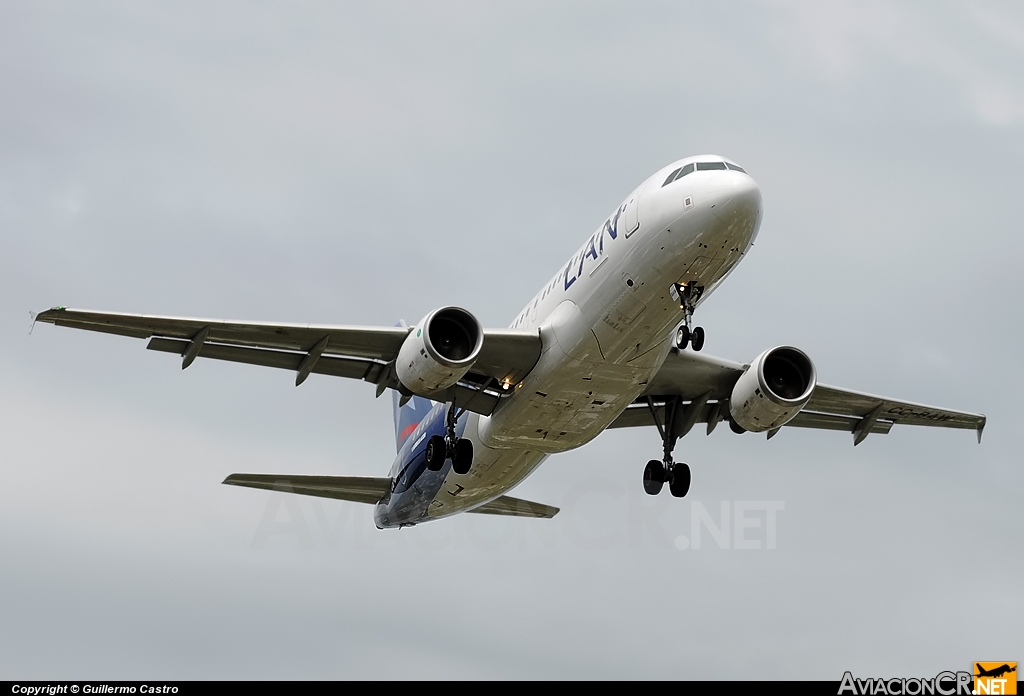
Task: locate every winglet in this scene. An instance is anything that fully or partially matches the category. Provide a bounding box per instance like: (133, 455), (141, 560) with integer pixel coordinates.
(32, 305), (67, 328)
(977, 417), (986, 444)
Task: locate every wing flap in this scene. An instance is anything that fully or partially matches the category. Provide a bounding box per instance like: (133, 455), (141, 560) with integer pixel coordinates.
(467, 495), (559, 519)
(609, 401), (894, 435)
(785, 410), (893, 434)
(222, 474), (392, 505)
(146, 337), (501, 415)
(147, 337), (381, 381)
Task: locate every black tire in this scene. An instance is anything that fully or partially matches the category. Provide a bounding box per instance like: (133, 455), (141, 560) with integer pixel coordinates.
(669, 462), (691, 498)
(425, 435), (447, 471)
(452, 438), (473, 475)
(675, 325), (690, 350)
(643, 459), (665, 495)
(691, 326), (705, 352)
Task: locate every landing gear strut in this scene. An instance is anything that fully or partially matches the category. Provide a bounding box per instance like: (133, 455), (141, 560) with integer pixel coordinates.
(674, 281), (705, 352)
(426, 402), (474, 475)
(641, 396), (693, 498)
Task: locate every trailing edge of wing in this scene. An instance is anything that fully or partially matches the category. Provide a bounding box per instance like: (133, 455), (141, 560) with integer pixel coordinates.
(609, 400), (893, 436)
(222, 474), (391, 505)
(146, 337), (502, 415)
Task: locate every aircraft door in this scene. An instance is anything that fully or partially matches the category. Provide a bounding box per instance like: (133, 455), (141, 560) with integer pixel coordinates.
(622, 192), (640, 237)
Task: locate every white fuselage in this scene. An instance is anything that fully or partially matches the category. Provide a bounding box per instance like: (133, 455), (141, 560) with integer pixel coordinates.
(397, 156), (761, 522)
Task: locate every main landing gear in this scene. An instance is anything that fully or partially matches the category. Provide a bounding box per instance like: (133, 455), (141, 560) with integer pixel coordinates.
(642, 396), (692, 498)
(425, 402), (474, 475)
(643, 459), (691, 498)
(674, 281), (705, 352)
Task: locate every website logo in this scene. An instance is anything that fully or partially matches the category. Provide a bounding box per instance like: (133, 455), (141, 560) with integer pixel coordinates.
(974, 663), (1017, 695)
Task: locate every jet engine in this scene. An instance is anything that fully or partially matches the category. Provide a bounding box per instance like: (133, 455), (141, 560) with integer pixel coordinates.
(729, 346), (816, 432)
(396, 307), (484, 395)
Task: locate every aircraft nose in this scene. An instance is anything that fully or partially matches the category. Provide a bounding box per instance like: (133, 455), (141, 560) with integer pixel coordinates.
(707, 172), (761, 225)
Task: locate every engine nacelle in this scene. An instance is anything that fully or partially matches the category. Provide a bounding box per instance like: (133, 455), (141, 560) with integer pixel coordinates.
(729, 346), (816, 432)
(396, 307), (483, 395)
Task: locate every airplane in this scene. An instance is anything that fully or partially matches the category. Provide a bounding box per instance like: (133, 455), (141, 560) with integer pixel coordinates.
(975, 664), (1016, 679)
(33, 154), (987, 529)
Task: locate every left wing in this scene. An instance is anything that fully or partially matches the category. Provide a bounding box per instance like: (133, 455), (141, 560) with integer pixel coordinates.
(611, 349), (986, 445)
(33, 306), (542, 416)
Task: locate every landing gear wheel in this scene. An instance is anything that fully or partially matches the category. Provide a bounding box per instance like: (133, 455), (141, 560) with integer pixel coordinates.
(674, 282), (705, 351)
(675, 325), (690, 350)
(669, 462), (691, 498)
(690, 326), (705, 352)
(425, 435), (447, 471)
(452, 438), (473, 475)
(643, 459), (666, 495)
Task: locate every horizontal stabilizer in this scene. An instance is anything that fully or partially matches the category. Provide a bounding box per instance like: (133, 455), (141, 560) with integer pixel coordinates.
(223, 474), (391, 505)
(468, 495), (559, 519)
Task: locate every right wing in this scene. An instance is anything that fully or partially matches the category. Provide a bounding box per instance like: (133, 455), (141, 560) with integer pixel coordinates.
(222, 474), (558, 518)
(33, 307), (542, 416)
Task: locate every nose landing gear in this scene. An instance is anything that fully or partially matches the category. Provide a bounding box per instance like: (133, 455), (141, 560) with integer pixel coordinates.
(425, 402), (474, 475)
(674, 281), (705, 351)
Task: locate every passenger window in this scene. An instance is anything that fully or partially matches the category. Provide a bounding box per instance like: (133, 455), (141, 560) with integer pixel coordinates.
(696, 162), (727, 171)
(726, 163), (746, 173)
(662, 168), (682, 187)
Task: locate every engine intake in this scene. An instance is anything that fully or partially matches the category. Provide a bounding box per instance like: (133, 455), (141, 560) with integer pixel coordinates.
(729, 346), (816, 432)
(396, 307), (483, 395)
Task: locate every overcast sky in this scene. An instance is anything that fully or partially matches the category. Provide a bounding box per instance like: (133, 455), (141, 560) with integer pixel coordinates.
(2, 0), (1021, 680)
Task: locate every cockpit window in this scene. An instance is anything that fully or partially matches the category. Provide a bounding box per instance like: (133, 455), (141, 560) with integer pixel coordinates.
(661, 163), (695, 187)
(675, 163), (694, 180)
(696, 161), (727, 171)
(726, 162), (746, 173)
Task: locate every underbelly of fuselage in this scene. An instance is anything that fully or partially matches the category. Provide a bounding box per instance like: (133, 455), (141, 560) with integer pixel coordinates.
(478, 194), (754, 453)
